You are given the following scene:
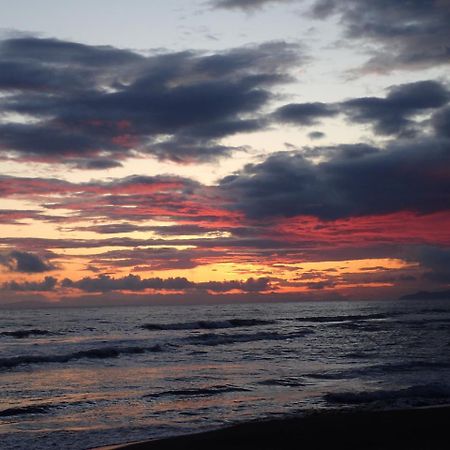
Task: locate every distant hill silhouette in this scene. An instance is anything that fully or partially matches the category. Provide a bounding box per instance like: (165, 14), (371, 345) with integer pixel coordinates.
(400, 289), (450, 300)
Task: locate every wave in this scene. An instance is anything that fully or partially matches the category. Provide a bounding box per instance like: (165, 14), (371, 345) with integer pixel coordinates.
(144, 385), (250, 399)
(419, 308), (449, 314)
(343, 351), (373, 359)
(0, 399), (93, 417)
(372, 360), (450, 373)
(295, 313), (395, 324)
(392, 317), (450, 326)
(306, 360), (450, 381)
(257, 377), (305, 387)
(332, 322), (383, 332)
(141, 318), (275, 331)
(0, 344), (164, 370)
(186, 329), (313, 346)
(0, 404), (53, 417)
(331, 316), (450, 332)
(0, 329), (53, 339)
(324, 383), (450, 405)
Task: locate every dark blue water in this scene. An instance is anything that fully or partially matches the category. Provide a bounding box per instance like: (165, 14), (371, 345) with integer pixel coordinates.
(1, 300), (449, 449)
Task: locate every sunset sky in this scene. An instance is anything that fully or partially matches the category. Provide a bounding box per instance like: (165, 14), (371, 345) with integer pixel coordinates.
(0, 0), (449, 306)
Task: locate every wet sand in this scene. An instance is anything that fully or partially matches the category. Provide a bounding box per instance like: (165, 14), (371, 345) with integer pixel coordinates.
(96, 405), (450, 449)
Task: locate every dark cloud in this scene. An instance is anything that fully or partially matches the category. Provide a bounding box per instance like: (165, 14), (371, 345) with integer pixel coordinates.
(308, 131), (326, 140)
(400, 289), (450, 300)
(61, 274), (190, 292)
(0, 122), (121, 161)
(341, 80), (449, 136)
(0, 209), (45, 224)
(211, 0), (292, 10)
(0, 174), (77, 197)
(61, 274), (271, 293)
(3, 276), (57, 292)
(79, 223), (216, 236)
(0, 37), (142, 72)
(72, 158), (123, 170)
(432, 106), (450, 139)
(0, 37), (300, 164)
(1, 251), (55, 273)
(147, 225), (218, 236)
(275, 80), (449, 136)
(339, 270), (417, 285)
(311, 0), (450, 72)
(305, 280), (336, 290)
(0, 174), (205, 224)
(301, 143), (379, 160)
(213, 1), (450, 72)
(75, 223), (147, 235)
(413, 246), (450, 284)
(148, 136), (239, 163)
(89, 246), (207, 271)
(274, 102), (338, 126)
(197, 277), (271, 292)
(220, 137), (450, 220)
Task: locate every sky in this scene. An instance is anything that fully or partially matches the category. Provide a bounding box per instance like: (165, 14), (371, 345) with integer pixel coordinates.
(0, 0), (449, 306)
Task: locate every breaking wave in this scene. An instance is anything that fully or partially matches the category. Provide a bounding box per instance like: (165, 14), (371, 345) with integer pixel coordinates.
(332, 322), (384, 332)
(324, 383), (450, 406)
(257, 377), (305, 387)
(295, 313), (394, 324)
(306, 360), (450, 381)
(0, 329), (53, 339)
(0, 404), (53, 417)
(0, 399), (92, 417)
(144, 385), (250, 399)
(0, 344), (164, 370)
(141, 318), (275, 331)
(186, 329), (313, 346)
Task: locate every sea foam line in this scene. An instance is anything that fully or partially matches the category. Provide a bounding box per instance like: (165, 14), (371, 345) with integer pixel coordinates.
(0, 344), (164, 370)
(141, 318), (276, 331)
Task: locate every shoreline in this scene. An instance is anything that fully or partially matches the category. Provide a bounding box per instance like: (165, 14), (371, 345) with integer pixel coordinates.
(93, 405), (450, 450)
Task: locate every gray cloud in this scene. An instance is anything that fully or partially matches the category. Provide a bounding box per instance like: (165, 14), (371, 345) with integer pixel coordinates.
(61, 274), (271, 293)
(220, 137), (450, 220)
(341, 80), (449, 136)
(274, 102), (338, 126)
(213, 0), (450, 72)
(413, 246), (450, 284)
(311, 0), (450, 72)
(3, 276), (57, 291)
(432, 106), (450, 139)
(72, 158), (123, 170)
(0, 38), (300, 165)
(274, 80), (449, 136)
(77, 223), (214, 236)
(308, 131), (326, 140)
(211, 0), (292, 10)
(1, 251), (55, 273)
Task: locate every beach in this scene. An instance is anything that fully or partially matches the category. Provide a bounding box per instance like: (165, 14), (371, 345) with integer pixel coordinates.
(97, 405), (450, 449)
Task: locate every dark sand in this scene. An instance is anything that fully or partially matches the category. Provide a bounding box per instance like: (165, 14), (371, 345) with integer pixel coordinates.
(96, 405), (450, 449)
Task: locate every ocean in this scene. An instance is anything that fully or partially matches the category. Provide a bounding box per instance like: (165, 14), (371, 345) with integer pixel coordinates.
(1, 299), (450, 449)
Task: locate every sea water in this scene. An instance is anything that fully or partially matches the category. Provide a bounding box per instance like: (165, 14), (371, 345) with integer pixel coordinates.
(1, 299), (450, 449)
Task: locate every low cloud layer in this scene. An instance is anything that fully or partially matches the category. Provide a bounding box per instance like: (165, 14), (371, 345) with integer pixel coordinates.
(59, 274), (272, 293)
(3, 276), (57, 291)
